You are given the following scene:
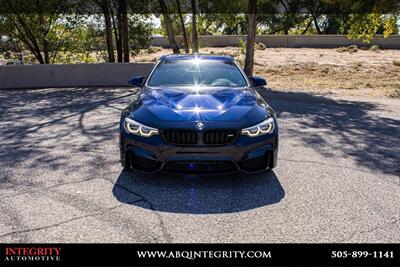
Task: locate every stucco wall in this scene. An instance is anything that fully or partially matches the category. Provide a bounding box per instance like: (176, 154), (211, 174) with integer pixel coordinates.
(0, 63), (154, 89)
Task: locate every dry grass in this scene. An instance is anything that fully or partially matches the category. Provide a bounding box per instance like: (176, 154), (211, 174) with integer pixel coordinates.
(250, 47), (400, 98)
(132, 46), (400, 98)
(3, 46), (395, 97)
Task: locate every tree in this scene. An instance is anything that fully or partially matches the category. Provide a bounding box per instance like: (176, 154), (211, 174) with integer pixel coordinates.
(0, 0), (89, 64)
(244, 0), (257, 76)
(128, 14), (153, 56)
(158, 0), (180, 54)
(94, 0), (151, 62)
(120, 0), (129, 62)
(99, 0), (115, 62)
(176, 0), (189, 53)
(191, 0), (199, 53)
(347, 13), (399, 43)
(94, 0), (127, 62)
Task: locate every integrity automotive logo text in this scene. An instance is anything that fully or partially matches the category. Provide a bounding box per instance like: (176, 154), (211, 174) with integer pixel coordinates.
(3, 246), (62, 263)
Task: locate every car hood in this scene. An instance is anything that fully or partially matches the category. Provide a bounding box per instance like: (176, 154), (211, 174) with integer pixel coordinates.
(130, 86), (269, 128)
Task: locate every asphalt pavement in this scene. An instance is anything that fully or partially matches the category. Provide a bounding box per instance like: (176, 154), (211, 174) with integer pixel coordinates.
(0, 87), (399, 242)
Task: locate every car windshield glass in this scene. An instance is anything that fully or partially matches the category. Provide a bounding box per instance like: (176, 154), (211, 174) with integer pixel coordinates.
(147, 58), (248, 87)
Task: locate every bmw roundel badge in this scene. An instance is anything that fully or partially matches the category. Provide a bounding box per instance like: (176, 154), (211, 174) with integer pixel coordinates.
(196, 122), (205, 130)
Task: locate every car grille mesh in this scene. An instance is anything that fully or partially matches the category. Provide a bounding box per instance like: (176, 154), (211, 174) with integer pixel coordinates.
(162, 130), (198, 145)
(162, 129), (238, 145)
(204, 130), (238, 145)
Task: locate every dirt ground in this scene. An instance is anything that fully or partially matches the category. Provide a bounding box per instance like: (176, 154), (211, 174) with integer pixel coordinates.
(132, 46), (400, 98)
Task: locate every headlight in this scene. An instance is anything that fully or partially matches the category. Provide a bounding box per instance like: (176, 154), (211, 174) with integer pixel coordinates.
(124, 118), (159, 137)
(241, 117), (275, 137)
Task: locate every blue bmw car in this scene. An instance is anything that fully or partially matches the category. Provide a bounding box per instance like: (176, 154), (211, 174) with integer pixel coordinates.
(120, 54), (278, 174)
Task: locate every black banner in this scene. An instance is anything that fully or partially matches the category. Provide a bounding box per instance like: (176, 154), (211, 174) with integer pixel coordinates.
(0, 243), (399, 267)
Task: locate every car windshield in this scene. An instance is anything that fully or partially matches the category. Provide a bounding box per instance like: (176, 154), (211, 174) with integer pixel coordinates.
(147, 58), (248, 87)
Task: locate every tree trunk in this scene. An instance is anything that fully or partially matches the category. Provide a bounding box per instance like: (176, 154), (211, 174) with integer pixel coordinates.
(14, 16), (45, 64)
(101, 0), (115, 62)
(43, 40), (50, 64)
(110, 4), (123, 62)
(191, 0), (198, 53)
(176, 0), (189, 53)
(116, 5), (124, 62)
(244, 0), (257, 76)
(312, 13), (322, 34)
(120, 0), (130, 62)
(301, 18), (313, 34)
(158, 0), (180, 54)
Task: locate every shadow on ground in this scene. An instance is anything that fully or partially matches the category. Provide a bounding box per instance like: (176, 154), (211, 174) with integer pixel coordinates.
(1, 87), (399, 194)
(0, 87), (137, 186)
(112, 169), (284, 214)
(258, 89), (400, 174)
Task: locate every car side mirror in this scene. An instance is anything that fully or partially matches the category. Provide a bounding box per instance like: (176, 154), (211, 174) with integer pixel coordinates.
(249, 76), (267, 87)
(128, 76), (145, 87)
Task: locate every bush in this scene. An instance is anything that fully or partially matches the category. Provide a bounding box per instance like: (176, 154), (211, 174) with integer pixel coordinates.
(239, 39), (247, 55)
(146, 46), (162, 54)
(336, 45), (358, 53)
(256, 42), (266, 50)
(370, 45), (380, 52)
(393, 60), (400, 67)
(348, 45), (358, 53)
(4, 51), (11, 59)
(336, 47), (347, 53)
(128, 15), (153, 55)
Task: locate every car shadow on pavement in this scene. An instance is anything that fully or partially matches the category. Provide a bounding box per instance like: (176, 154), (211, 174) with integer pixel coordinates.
(257, 88), (400, 175)
(112, 169), (285, 214)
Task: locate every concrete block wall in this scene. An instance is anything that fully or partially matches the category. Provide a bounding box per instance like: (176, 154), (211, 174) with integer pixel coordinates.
(0, 63), (154, 89)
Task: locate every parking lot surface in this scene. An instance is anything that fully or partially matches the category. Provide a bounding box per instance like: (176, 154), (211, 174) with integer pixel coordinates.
(0, 87), (399, 242)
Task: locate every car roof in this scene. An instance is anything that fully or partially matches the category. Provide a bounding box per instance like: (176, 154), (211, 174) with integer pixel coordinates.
(159, 54), (234, 62)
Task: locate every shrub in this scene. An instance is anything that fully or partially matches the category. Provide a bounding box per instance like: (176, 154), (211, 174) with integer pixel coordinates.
(4, 51), (11, 59)
(255, 42), (266, 50)
(370, 45), (380, 52)
(239, 39), (247, 55)
(348, 45), (358, 53)
(146, 46), (162, 54)
(336, 47), (347, 53)
(393, 60), (400, 67)
(336, 45), (358, 53)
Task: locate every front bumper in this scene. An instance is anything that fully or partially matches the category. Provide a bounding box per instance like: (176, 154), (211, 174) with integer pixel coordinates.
(120, 129), (278, 174)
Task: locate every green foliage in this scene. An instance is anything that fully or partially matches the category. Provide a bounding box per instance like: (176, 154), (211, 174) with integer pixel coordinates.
(1, 4), (92, 63)
(383, 15), (399, 36)
(347, 14), (381, 43)
(239, 39), (246, 55)
(1, 0), (399, 64)
(347, 14), (399, 43)
(1, 9), (152, 63)
(128, 15), (153, 56)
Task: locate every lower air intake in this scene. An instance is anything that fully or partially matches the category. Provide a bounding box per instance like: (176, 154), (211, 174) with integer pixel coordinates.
(163, 161), (237, 173)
